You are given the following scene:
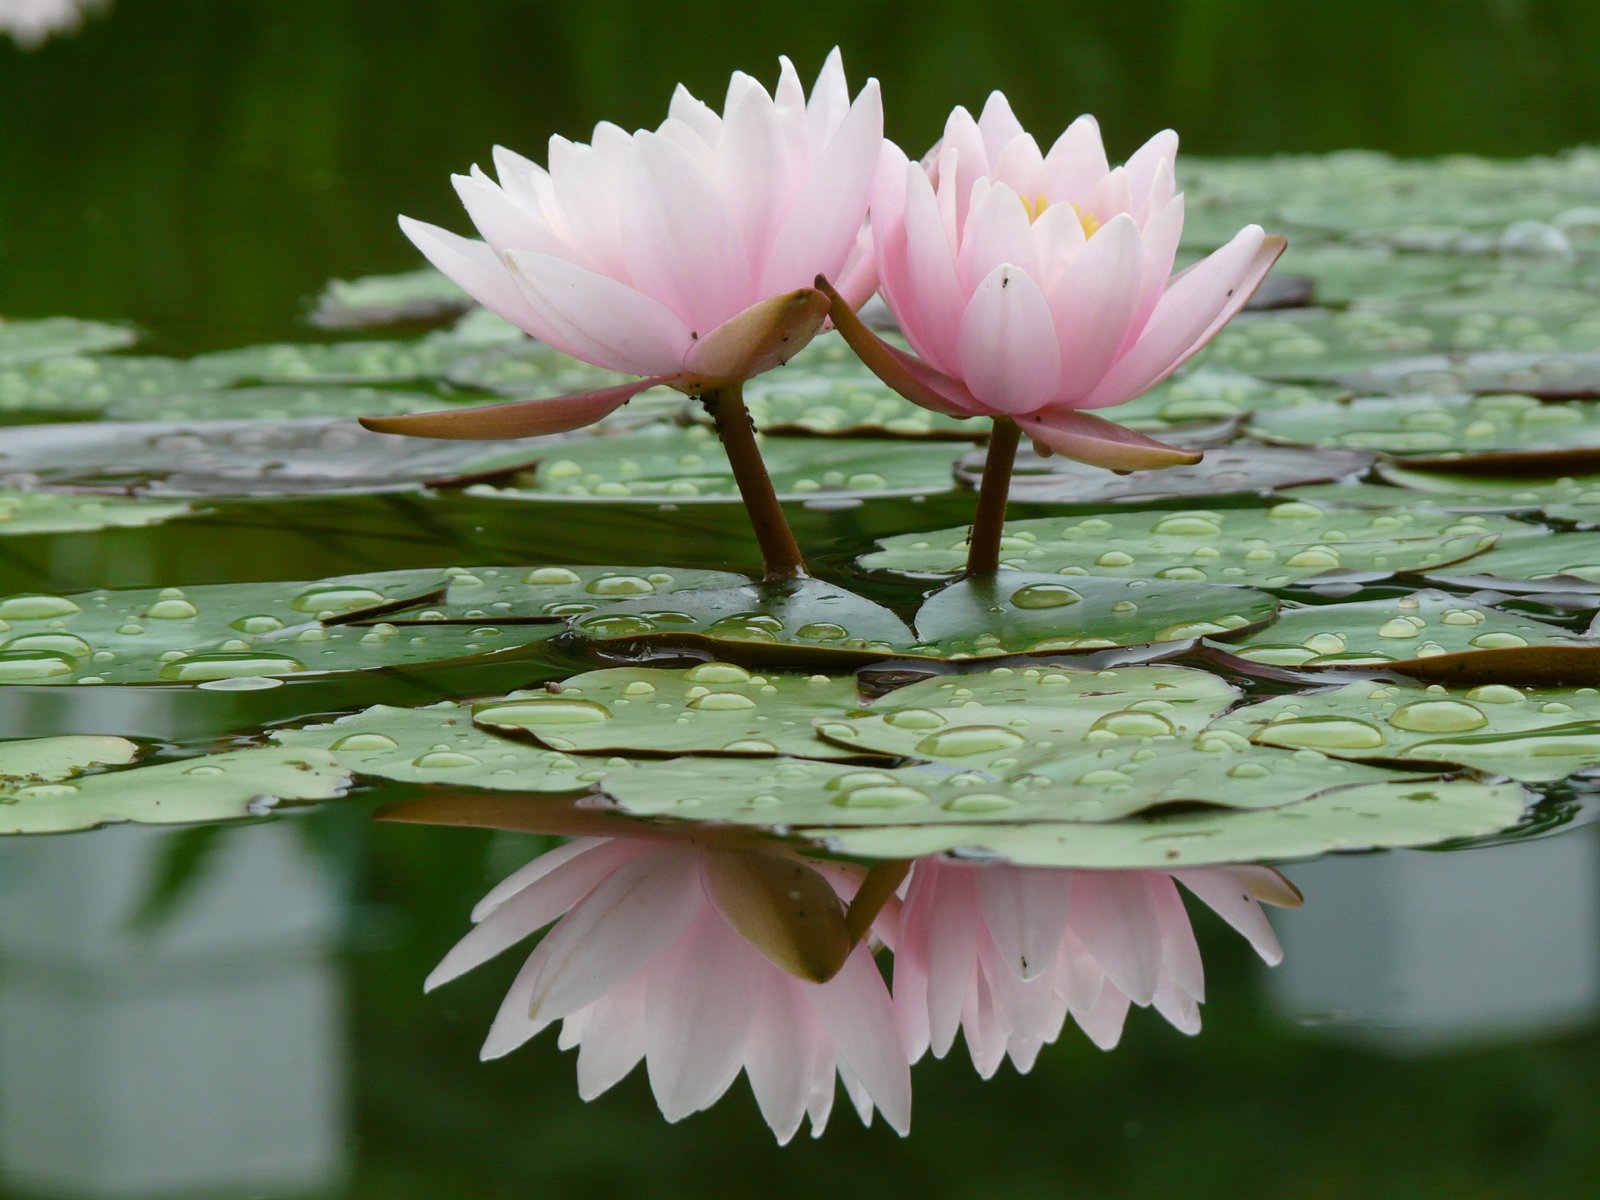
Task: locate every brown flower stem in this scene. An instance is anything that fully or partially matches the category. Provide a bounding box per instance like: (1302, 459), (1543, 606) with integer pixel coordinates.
(966, 417), (1021, 577)
(705, 383), (809, 581)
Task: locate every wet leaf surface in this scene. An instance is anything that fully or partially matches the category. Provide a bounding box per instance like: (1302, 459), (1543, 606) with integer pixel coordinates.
(0, 491), (194, 534)
(310, 267), (476, 329)
(0, 318), (138, 366)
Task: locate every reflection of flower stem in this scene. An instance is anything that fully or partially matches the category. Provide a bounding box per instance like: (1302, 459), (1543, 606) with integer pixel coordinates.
(966, 417), (1021, 577)
(705, 384), (809, 582)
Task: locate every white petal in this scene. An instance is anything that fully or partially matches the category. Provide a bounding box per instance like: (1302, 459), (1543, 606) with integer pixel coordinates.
(975, 864), (1074, 981)
(957, 263), (1062, 415)
(808, 946), (912, 1136)
(1067, 870), (1163, 1005)
(1050, 212), (1146, 401)
(506, 249), (694, 374)
(1173, 867), (1284, 965)
(573, 966), (651, 1099)
(1045, 115), (1110, 204)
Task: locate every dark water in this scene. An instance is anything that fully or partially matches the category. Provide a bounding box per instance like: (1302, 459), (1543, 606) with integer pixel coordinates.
(4, 4), (1600, 1198)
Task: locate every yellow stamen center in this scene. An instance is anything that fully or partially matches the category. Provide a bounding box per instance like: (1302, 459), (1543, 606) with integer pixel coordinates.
(1021, 193), (1051, 223)
(1074, 204), (1102, 239)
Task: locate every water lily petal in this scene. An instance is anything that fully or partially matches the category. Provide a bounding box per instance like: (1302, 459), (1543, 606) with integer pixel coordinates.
(1150, 874), (1205, 1002)
(1015, 409), (1202, 470)
(1124, 128), (1178, 224)
(976, 91), (1027, 158)
(574, 966), (651, 1099)
(957, 263), (1061, 415)
(1050, 212), (1145, 400)
(958, 182), (1041, 292)
(744, 967), (823, 1143)
(809, 945), (912, 1136)
(506, 249), (694, 374)
(398, 216), (555, 342)
(1067, 871), (1163, 1005)
(1174, 867), (1286, 965)
(717, 73), (788, 269)
(1045, 114), (1110, 204)
(1123, 190), (1185, 352)
(975, 865), (1074, 982)
(453, 168), (564, 262)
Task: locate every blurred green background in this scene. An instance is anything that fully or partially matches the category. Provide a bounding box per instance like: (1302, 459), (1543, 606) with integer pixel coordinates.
(4, 3), (1600, 1198)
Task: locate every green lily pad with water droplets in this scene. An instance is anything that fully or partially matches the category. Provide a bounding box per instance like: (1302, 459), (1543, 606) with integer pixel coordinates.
(311, 267), (476, 329)
(104, 384), (458, 423)
(0, 746), (350, 836)
(0, 735), (138, 782)
(1423, 533), (1600, 592)
(595, 740), (1526, 868)
(473, 663), (869, 760)
(814, 663), (1240, 766)
(442, 339), (644, 396)
(1209, 677), (1600, 783)
(472, 425), (959, 504)
(1105, 368), (1345, 428)
(0, 318), (138, 367)
(272, 703), (619, 793)
(1213, 589), (1600, 684)
(1360, 463), (1600, 514)
(861, 501), (1509, 587)
(190, 336), (475, 385)
(961, 444), (1374, 505)
(911, 573), (1277, 658)
(365, 564), (747, 624)
(1248, 393), (1600, 463)
(0, 491), (194, 534)
(1339, 351), (1600, 399)
(0, 355), (243, 420)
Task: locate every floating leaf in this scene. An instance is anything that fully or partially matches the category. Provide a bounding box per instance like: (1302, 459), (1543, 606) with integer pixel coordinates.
(861, 502), (1508, 586)
(190, 336), (473, 385)
(1248, 393), (1600, 464)
(815, 664), (1239, 766)
(1214, 589), (1600, 683)
(366, 564), (747, 623)
(911, 573), (1277, 658)
(443, 339), (643, 395)
(471, 425), (959, 504)
(1106, 368), (1345, 428)
(0, 746), (350, 836)
(0, 735), (137, 782)
(0, 318), (137, 366)
(0, 354), (242, 419)
(105, 384), (457, 423)
(1339, 350), (1600, 398)
(1423, 533), (1600, 592)
(311, 267), (475, 329)
(473, 663), (867, 760)
(0, 491), (193, 534)
(961, 443), (1373, 505)
(272, 702), (615, 792)
(1210, 677), (1600, 782)
(1365, 463), (1600, 513)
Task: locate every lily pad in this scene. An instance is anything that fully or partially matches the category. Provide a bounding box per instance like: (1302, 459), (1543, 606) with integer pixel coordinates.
(473, 663), (869, 760)
(1339, 351), (1600, 398)
(911, 573), (1277, 658)
(0, 746), (350, 836)
(1423, 534), (1600, 592)
(861, 502), (1508, 587)
(360, 564), (747, 624)
(272, 702), (616, 792)
(1214, 590), (1600, 684)
(310, 268), (476, 329)
(1106, 368), (1345, 427)
(442, 340), (642, 396)
(104, 384), (457, 423)
(471, 425), (959, 504)
(0, 318), (138, 366)
(1210, 677), (1600, 782)
(0, 735), (137, 782)
(0, 354), (243, 420)
(190, 336), (473, 385)
(1368, 463), (1600, 514)
(0, 491), (193, 534)
(1248, 393), (1600, 463)
(960, 444), (1374, 505)
(0, 419), (549, 496)
(815, 663), (1239, 766)
(596, 741), (1526, 868)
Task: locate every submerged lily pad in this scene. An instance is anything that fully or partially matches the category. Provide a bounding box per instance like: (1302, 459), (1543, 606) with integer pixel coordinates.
(597, 740), (1525, 868)
(963, 443), (1374, 505)
(0, 318), (138, 366)
(1248, 392), (1600, 463)
(911, 573), (1277, 658)
(1211, 677), (1600, 782)
(861, 502), (1508, 587)
(0, 491), (193, 534)
(474, 663), (868, 760)
(272, 703), (617, 792)
(0, 745), (350, 835)
(311, 268), (476, 329)
(473, 425), (959, 504)
(1215, 590), (1600, 683)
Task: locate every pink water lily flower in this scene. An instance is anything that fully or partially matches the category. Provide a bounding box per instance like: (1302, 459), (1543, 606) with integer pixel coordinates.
(889, 859), (1297, 1076)
(823, 92), (1285, 474)
(372, 49), (883, 442)
(427, 836), (911, 1143)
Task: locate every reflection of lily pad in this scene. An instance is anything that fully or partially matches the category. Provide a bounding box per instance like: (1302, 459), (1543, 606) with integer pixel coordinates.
(861, 502), (1507, 586)
(0, 746), (350, 835)
(0, 318), (137, 366)
(311, 268), (475, 329)
(474, 663), (867, 759)
(1248, 393), (1600, 463)
(1211, 677), (1600, 782)
(816, 664), (1238, 765)
(962, 444), (1373, 505)
(597, 742), (1525, 868)
(1215, 590), (1600, 683)
(105, 384), (456, 423)
(912, 573), (1276, 658)
(0, 491), (193, 534)
(471, 425), (958, 503)
(273, 703), (614, 792)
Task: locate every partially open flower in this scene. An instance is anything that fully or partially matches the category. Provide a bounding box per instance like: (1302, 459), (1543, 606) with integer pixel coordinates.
(370, 50), (883, 441)
(889, 859), (1297, 1076)
(823, 92), (1285, 473)
(428, 837), (911, 1143)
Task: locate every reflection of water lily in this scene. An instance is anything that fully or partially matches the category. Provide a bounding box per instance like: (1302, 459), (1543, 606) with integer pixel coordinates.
(429, 837), (911, 1143)
(821, 93), (1284, 574)
(888, 860), (1295, 1075)
(0, 0), (105, 49)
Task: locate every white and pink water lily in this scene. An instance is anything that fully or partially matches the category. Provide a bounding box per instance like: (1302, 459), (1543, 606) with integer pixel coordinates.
(368, 50), (883, 443)
(428, 837), (911, 1143)
(824, 92), (1285, 473)
(888, 860), (1298, 1077)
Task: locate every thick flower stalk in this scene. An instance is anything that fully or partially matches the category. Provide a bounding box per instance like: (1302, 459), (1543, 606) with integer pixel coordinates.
(821, 92), (1285, 574)
(889, 859), (1298, 1076)
(427, 836), (912, 1143)
(361, 50), (883, 580)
